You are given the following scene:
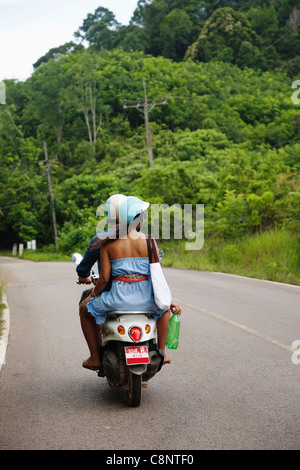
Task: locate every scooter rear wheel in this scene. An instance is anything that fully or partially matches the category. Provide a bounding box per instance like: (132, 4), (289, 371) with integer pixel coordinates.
(127, 372), (142, 407)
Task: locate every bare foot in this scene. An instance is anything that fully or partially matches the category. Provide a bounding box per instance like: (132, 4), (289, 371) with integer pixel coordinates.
(163, 355), (171, 365)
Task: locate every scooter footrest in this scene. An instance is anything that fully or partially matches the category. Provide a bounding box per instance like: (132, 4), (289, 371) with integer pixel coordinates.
(97, 365), (105, 377)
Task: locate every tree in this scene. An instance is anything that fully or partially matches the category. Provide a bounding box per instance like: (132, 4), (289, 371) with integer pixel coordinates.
(1, 47), (299, 247)
(24, 59), (69, 147)
(158, 9), (193, 60)
(185, 7), (259, 65)
(33, 42), (84, 68)
(74, 7), (120, 51)
(114, 25), (150, 52)
(62, 52), (111, 149)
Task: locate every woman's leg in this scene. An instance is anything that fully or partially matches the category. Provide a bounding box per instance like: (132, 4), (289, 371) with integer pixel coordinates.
(79, 298), (101, 368)
(157, 309), (171, 364)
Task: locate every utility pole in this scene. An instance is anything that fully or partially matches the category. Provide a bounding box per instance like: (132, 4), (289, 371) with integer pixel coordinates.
(40, 142), (59, 250)
(123, 77), (167, 168)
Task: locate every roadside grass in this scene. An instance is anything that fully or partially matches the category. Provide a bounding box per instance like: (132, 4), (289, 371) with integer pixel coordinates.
(0, 250), (70, 262)
(0, 229), (299, 286)
(160, 229), (300, 286)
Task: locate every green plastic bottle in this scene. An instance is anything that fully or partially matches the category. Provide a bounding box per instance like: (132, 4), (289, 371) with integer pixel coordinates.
(166, 314), (180, 349)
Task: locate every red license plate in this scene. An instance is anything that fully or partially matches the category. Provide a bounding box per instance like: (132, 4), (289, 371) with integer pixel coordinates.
(125, 346), (150, 365)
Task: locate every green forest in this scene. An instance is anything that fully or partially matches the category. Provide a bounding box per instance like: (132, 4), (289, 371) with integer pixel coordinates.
(1, 0), (300, 284)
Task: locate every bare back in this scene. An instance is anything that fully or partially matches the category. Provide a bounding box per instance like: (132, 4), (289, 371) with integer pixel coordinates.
(106, 231), (149, 261)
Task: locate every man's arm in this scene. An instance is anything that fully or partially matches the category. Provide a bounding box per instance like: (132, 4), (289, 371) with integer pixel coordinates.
(76, 235), (101, 282)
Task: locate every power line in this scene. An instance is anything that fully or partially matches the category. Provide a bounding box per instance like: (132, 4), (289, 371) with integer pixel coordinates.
(238, 28), (294, 70)
(0, 174), (45, 197)
(1, 149), (298, 211)
(0, 192), (49, 210)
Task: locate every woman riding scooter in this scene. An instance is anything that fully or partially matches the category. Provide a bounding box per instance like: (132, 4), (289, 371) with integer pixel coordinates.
(79, 195), (182, 370)
(76, 193), (127, 287)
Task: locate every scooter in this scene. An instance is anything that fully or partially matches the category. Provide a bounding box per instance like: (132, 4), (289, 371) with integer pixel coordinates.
(72, 253), (165, 407)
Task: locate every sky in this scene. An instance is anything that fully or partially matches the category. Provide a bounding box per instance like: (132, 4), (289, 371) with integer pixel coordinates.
(0, 0), (138, 81)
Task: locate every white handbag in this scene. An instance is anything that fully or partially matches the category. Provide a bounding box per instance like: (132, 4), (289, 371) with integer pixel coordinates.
(147, 236), (172, 311)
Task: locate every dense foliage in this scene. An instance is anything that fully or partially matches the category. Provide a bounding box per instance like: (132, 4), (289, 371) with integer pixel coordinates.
(36, 0), (300, 72)
(0, 0), (299, 266)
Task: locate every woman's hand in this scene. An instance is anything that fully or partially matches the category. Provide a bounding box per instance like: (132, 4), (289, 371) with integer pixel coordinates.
(170, 300), (182, 316)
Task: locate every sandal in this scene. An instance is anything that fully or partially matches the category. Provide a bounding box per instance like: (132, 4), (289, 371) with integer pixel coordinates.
(82, 359), (101, 371)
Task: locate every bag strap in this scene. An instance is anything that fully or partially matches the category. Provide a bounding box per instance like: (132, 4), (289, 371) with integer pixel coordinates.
(146, 235), (152, 263)
(146, 235), (159, 264)
(151, 238), (160, 263)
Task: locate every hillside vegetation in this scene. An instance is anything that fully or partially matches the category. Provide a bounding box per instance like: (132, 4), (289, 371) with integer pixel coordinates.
(0, 0), (299, 284)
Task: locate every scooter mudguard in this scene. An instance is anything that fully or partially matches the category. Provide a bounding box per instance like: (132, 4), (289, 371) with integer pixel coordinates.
(156, 349), (165, 373)
(128, 364), (148, 376)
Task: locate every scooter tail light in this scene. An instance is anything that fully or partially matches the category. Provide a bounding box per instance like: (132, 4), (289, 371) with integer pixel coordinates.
(129, 326), (142, 342)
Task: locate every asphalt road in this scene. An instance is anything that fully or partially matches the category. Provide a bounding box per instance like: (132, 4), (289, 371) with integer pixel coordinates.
(0, 256), (299, 450)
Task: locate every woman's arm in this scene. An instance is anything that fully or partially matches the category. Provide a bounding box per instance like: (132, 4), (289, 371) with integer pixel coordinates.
(92, 246), (111, 297)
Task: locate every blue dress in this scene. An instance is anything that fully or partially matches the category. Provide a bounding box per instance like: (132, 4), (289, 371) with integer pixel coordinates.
(86, 257), (167, 324)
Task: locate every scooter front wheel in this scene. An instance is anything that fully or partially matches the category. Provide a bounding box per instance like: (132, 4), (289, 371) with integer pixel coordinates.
(126, 371), (142, 407)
